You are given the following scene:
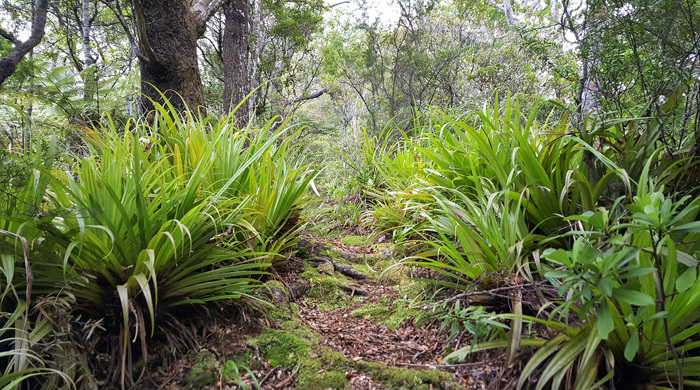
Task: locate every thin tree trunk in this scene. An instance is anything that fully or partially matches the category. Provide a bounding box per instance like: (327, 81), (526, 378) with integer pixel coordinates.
(81, 0), (97, 100)
(223, 0), (249, 124)
(248, 0), (261, 125)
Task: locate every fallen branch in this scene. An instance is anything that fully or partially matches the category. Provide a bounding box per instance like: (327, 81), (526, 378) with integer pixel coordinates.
(339, 283), (368, 296)
(311, 256), (368, 280)
(433, 282), (545, 305)
(245, 342), (261, 362)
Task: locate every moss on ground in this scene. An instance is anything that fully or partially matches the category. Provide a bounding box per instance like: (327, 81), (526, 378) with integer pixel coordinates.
(186, 349), (220, 389)
(249, 330), (312, 368)
(350, 300), (433, 330)
(300, 263), (361, 310)
(341, 235), (372, 246)
(358, 361), (455, 389)
(243, 328), (351, 389)
(243, 326), (459, 390)
(398, 277), (434, 300)
(297, 347), (350, 389)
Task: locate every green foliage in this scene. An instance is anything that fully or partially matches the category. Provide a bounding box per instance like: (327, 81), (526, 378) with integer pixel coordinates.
(0, 97), (314, 387)
(362, 98), (633, 286)
(435, 301), (508, 343)
(446, 165), (700, 388)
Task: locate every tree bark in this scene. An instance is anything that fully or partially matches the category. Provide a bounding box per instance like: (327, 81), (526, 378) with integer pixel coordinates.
(0, 0), (49, 86)
(81, 0), (97, 101)
(223, 0), (250, 123)
(248, 0), (262, 124)
(137, 0), (206, 113)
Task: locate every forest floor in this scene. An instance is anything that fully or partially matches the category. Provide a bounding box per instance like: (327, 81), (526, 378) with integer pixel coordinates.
(153, 203), (533, 390)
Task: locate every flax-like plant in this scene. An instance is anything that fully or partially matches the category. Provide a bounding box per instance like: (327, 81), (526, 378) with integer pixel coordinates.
(45, 121), (269, 386)
(406, 180), (530, 283)
(146, 98), (316, 262)
(0, 141), (79, 390)
(445, 157), (700, 389)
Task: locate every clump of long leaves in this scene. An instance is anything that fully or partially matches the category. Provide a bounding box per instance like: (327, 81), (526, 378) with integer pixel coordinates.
(446, 157), (700, 390)
(0, 142), (78, 390)
(0, 100), (315, 388)
(371, 97), (632, 285)
(146, 99), (316, 264)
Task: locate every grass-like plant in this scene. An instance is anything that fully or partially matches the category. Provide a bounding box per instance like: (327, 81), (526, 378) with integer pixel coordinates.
(445, 157), (700, 389)
(0, 98), (315, 388)
(408, 183), (530, 281)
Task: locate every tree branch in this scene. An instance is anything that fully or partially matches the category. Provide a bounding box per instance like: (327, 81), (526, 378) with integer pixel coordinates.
(0, 27), (19, 45)
(100, 0), (152, 63)
(191, 0), (227, 34)
(286, 87), (328, 105)
(0, 0), (49, 85)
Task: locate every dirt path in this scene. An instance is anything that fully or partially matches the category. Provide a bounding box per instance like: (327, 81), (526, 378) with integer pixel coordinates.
(164, 235), (508, 390)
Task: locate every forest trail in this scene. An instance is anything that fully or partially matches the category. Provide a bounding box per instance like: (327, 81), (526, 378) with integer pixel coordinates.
(166, 225), (510, 390)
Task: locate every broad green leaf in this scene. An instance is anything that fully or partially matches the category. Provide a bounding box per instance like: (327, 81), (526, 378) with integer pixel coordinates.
(676, 268), (697, 293)
(597, 299), (614, 339)
(613, 288), (655, 306)
(597, 278), (613, 297)
(624, 329), (639, 361)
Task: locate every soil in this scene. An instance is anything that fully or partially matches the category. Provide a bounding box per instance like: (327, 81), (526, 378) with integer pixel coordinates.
(148, 231), (535, 390)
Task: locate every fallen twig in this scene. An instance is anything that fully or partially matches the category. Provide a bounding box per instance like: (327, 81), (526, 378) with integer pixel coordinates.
(245, 342), (261, 362)
(274, 365), (300, 389)
(433, 282), (546, 305)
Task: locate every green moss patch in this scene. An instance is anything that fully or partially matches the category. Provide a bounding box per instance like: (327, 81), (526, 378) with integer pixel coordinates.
(244, 329), (350, 390)
(300, 263), (361, 310)
(249, 330), (313, 368)
(341, 235), (372, 246)
(237, 325), (460, 390)
(186, 349), (220, 389)
(358, 361), (456, 389)
(350, 300), (433, 330)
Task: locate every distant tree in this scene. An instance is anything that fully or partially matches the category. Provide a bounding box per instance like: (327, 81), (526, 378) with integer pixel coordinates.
(562, 0), (700, 152)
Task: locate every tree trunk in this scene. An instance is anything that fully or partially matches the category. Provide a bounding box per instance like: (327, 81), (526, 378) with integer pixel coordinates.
(138, 0), (205, 113)
(223, 0), (249, 123)
(248, 0), (262, 124)
(81, 0), (97, 100)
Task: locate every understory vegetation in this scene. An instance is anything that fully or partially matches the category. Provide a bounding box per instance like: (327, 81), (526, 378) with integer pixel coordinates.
(2, 0), (700, 388)
(2, 94), (699, 389)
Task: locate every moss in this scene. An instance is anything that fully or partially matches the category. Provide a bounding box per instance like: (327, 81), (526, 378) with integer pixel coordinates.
(350, 300), (432, 330)
(238, 325), (460, 390)
(263, 280), (290, 306)
(296, 349), (349, 390)
(371, 242), (395, 253)
(300, 263), (359, 310)
(186, 349), (220, 389)
(341, 235), (371, 246)
(398, 278), (433, 300)
(358, 361), (455, 389)
(246, 327), (349, 390)
(250, 330), (313, 368)
(325, 229), (345, 238)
